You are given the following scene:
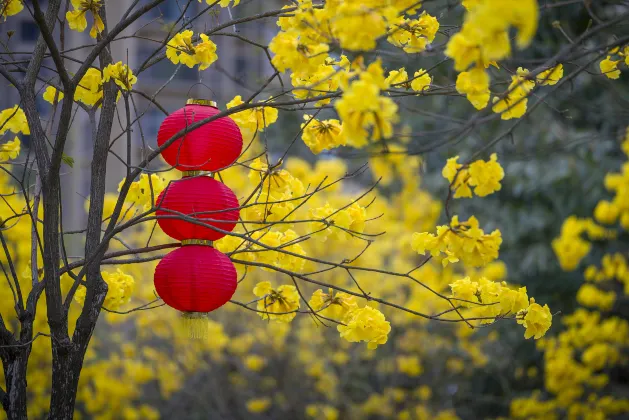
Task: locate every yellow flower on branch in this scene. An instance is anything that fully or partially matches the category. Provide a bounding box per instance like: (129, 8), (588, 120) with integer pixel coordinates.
(301, 115), (344, 154)
(226, 95), (279, 134)
(536, 64), (563, 86)
(75, 68), (103, 106)
(103, 62), (137, 91)
(517, 298), (552, 339)
(338, 306), (391, 349)
(0, 137), (20, 161)
(253, 281), (301, 323)
(43, 86), (64, 104)
(456, 67), (490, 109)
(600, 56), (621, 79)
(166, 31), (218, 70)
(1, 0), (24, 20)
(0, 105), (30, 135)
(66, 0), (104, 38)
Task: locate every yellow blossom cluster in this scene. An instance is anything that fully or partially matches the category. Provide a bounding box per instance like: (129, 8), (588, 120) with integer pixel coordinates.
(0, 106), (27, 164)
(300, 115), (344, 154)
(411, 215), (502, 268)
(75, 68), (104, 106)
(103, 62), (138, 91)
(387, 12), (440, 54)
(1, 0), (23, 19)
(599, 46), (629, 79)
(118, 173), (166, 212)
(337, 306), (391, 350)
(0, 105), (29, 135)
(307, 201), (367, 242)
(492, 67), (535, 120)
(43, 86), (64, 104)
(0, 137), (20, 162)
(593, 128), (629, 228)
(442, 153), (505, 198)
(445, 0), (538, 71)
(253, 281), (301, 323)
(552, 216), (615, 271)
(66, 0), (104, 38)
(166, 30), (218, 70)
(334, 61), (399, 147)
(71, 64), (137, 107)
(226, 95), (278, 134)
(74, 269), (135, 311)
(449, 276), (551, 340)
(291, 56), (349, 107)
(456, 67), (491, 110)
(308, 288), (358, 321)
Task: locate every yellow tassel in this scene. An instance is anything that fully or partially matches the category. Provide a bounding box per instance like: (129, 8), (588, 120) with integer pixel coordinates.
(181, 312), (209, 339)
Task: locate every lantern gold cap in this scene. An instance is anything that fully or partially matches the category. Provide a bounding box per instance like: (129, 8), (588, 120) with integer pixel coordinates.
(186, 98), (218, 107)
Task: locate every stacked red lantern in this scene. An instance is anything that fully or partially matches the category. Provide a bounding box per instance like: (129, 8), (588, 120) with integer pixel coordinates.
(153, 98), (242, 338)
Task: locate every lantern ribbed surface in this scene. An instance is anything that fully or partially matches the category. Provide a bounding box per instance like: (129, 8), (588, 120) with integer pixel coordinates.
(156, 176), (240, 241)
(157, 104), (243, 172)
(154, 246), (237, 313)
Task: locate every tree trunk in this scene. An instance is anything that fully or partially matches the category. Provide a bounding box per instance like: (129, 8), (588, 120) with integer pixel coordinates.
(48, 279), (108, 420)
(1, 352), (29, 420)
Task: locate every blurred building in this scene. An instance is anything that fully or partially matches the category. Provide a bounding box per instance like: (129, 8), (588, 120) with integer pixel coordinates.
(0, 0), (275, 246)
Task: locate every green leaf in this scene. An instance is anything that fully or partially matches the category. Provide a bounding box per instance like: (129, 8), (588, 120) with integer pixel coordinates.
(62, 154), (75, 168)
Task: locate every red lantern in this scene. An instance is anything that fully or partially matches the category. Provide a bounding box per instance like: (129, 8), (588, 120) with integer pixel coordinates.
(156, 176), (239, 241)
(154, 245), (237, 313)
(157, 99), (243, 172)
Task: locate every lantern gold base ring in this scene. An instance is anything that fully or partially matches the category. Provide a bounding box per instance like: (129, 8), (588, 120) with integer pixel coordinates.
(181, 239), (214, 247)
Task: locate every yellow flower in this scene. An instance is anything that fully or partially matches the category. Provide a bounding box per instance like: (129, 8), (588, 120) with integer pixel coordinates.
(166, 31), (218, 70)
(337, 306), (391, 349)
(226, 95), (279, 134)
(0, 137), (20, 162)
(600, 56), (621, 79)
(194, 34), (219, 70)
(268, 29), (329, 75)
(120, 173), (166, 211)
(66, 0), (104, 38)
(301, 116), (344, 154)
(445, 0), (537, 70)
(0, 105), (29, 135)
(396, 355), (423, 376)
(411, 69), (432, 93)
(467, 153), (505, 197)
(308, 289), (358, 321)
(74, 269), (134, 310)
(43, 86), (64, 104)
(1, 0), (23, 20)
(442, 154), (504, 198)
(576, 284), (616, 311)
(103, 62), (137, 91)
(253, 281), (301, 323)
(517, 298), (552, 339)
(456, 67), (490, 109)
(387, 12), (440, 53)
(594, 200), (619, 225)
(335, 62), (399, 147)
(385, 68), (409, 87)
(536, 64), (563, 86)
(244, 355), (266, 372)
(449, 277), (479, 307)
(75, 68), (103, 106)
(329, 1), (392, 51)
(246, 397), (271, 413)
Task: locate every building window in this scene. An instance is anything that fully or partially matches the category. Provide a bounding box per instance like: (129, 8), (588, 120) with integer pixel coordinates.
(20, 20), (39, 42)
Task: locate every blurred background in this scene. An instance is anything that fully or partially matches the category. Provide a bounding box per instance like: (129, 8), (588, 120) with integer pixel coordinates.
(1, 0), (629, 419)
